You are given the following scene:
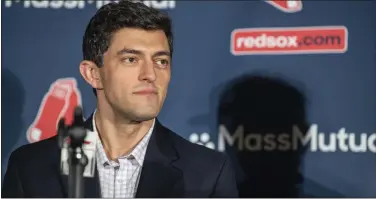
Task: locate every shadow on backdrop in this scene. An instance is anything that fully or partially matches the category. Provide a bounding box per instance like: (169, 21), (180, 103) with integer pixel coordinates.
(1, 68), (25, 177)
(217, 74), (308, 197)
(189, 73), (346, 197)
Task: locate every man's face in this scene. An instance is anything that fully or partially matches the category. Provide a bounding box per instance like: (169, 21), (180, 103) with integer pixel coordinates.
(99, 28), (171, 121)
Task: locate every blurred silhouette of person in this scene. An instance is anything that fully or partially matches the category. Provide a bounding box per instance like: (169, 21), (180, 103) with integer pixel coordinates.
(217, 74), (308, 198)
(1, 68), (25, 179)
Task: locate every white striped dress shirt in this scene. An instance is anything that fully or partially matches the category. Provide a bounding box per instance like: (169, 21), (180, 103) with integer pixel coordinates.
(92, 112), (154, 198)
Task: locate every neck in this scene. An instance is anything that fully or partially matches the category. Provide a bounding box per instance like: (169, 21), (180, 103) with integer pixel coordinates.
(94, 107), (154, 160)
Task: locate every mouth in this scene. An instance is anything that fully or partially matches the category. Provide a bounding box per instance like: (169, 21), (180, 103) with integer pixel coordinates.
(133, 89), (158, 95)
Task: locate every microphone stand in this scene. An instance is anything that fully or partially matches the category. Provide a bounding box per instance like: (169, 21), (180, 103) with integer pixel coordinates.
(58, 106), (88, 198)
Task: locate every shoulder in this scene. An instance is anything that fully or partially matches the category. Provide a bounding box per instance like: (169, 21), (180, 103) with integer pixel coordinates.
(157, 124), (238, 197)
(8, 136), (59, 164)
(162, 125), (228, 167)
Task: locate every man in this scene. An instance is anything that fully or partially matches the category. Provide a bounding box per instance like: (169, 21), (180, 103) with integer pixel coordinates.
(2, 0), (238, 198)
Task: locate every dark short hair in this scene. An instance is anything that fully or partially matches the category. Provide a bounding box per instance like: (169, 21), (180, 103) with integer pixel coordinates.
(82, 0), (173, 96)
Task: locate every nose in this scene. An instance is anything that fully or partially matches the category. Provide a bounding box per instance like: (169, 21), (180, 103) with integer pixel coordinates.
(139, 61), (156, 82)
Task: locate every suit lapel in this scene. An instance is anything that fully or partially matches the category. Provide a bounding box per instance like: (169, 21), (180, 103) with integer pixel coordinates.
(59, 114), (101, 198)
(135, 120), (182, 198)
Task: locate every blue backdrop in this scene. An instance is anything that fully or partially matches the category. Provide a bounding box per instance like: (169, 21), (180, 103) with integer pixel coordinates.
(2, 0), (376, 197)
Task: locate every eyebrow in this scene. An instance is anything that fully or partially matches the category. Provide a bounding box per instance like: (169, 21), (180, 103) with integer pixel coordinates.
(116, 48), (171, 58)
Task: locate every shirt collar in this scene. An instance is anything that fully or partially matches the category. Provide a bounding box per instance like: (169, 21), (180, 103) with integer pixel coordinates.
(92, 110), (154, 166)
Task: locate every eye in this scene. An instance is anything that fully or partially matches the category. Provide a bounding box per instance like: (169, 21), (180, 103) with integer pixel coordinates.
(121, 57), (138, 64)
(156, 59), (169, 67)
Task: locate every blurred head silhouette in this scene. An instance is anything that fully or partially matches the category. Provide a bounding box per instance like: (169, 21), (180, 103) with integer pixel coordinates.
(217, 74), (308, 197)
(2, 68), (25, 177)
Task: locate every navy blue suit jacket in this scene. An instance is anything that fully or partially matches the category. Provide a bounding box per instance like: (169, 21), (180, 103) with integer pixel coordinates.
(2, 115), (238, 198)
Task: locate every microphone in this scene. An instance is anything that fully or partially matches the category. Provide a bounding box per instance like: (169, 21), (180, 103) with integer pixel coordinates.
(58, 106), (97, 197)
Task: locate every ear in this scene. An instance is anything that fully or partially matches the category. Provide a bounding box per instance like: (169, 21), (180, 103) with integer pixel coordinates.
(79, 61), (103, 90)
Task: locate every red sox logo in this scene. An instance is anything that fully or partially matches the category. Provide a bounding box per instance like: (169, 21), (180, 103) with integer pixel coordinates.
(26, 78), (82, 143)
(265, 0), (303, 13)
